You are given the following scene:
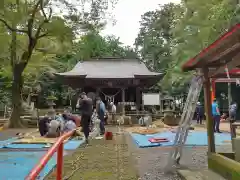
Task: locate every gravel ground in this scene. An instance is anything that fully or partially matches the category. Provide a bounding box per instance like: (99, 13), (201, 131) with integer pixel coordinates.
(46, 126), (233, 180)
(127, 133), (232, 180)
(47, 127), (138, 180)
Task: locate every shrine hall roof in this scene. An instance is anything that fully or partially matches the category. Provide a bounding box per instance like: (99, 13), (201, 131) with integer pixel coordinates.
(55, 58), (163, 79)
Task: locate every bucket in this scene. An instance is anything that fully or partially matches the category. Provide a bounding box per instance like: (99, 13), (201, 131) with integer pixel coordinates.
(105, 131), (113, 140)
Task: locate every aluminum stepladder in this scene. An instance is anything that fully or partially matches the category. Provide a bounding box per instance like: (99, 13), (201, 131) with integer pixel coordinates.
(165, 73), (203, 171)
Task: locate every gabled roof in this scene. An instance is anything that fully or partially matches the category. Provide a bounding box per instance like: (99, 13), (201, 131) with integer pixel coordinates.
(55, 58), (162, 79)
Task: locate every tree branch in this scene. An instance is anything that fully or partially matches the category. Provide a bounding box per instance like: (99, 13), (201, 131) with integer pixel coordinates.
(35, 3), (52, 39)
(25, 0), (45, 64)
(0, 18), (27, 33)
(27, 0), (42, 39)
(37, 32), (48, 38)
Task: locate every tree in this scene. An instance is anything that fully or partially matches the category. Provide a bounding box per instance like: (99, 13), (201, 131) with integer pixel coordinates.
(135, 3), (180, 93)
(72, 32), (138, 60)
(0, 0), (74, 127)
(135, 3), (180, 72)
(135, 1), (240, 94)
(164, 0), (237, 93)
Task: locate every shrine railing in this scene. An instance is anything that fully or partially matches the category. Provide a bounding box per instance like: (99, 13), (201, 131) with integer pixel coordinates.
(25, 130), (75, 180)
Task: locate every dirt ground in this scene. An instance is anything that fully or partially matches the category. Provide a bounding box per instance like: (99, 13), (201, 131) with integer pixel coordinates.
(46, 123), (233, 180)
(47, 127), (138, 180)
(0, 128), (37, 140)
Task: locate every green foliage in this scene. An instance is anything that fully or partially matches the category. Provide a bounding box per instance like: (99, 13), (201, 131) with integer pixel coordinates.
(135, 3), (181, 93)
(135, 0), (240, 95)
(0, 0), (123, 123)
(72, 32), (138, 61)
(135, 3), (179, 72)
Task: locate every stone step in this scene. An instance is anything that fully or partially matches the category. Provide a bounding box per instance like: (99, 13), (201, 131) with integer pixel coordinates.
(177, 169), (226, 180)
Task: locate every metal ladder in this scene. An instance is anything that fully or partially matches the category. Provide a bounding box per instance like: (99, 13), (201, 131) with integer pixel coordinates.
(165, 74), (203, 171)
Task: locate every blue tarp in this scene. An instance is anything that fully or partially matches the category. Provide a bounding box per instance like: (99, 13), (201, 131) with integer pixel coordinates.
(0, 137), (84, 179)
(0, 151), (56, 180)
(0, 139), (84, 150)
(131, 131), (231, 148)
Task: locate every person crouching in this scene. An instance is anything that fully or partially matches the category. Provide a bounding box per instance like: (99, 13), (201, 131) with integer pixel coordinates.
(62, 114), (77, 133)
(46, 110), (62, 138)
(47, 119), (62, 138)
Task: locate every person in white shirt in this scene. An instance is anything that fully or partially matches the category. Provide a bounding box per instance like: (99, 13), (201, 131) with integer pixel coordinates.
(110, 102), (116, 123)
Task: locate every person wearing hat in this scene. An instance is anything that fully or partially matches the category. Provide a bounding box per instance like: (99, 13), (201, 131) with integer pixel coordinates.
(212, 98), (221, 133)
(196, 102), (204, 124)
(76, 92), (93, 144)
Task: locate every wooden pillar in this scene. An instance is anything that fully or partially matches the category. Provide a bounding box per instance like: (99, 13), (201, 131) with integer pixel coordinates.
(96, 88), (100, 97)
(141, 90), (144, 111)
(136, 87), (140, 112)
(121, 88), (125, 115)
(203, 68), (215, 153)
(227, 82), (234, 142)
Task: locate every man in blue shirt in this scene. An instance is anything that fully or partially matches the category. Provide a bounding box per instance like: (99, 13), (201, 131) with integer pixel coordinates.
(212, 98), (221, 133)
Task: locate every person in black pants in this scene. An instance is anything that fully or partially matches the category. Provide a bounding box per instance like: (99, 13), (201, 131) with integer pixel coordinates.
(76, 92), (93, 144)
(196, 102), (204, 124)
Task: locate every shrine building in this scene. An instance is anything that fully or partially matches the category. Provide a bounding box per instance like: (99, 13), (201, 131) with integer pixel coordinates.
(55, 57), (163, 114)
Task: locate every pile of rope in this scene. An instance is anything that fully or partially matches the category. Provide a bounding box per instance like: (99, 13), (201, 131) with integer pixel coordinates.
(127, 127), (161, 134)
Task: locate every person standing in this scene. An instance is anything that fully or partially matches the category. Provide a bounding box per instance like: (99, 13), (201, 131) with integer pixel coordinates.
(212, 98), (221, 133)
(96, 97), (106, 135)
(229, 101), (237, 122)
(76, 92), (93, 144)
(110, 102), (116, 124)
(196, 102), (204, 124)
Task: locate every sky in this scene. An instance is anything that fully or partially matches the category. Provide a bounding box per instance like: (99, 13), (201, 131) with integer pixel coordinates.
(101, 0), (181, 47)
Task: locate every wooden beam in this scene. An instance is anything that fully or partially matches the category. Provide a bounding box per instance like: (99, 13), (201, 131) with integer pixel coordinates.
(203, 68), (215, 153)
(195, 42), (240, 70)
(215, 78), (238, 83)
(208, 42), (240, 63)
(209, 52), (240, 77)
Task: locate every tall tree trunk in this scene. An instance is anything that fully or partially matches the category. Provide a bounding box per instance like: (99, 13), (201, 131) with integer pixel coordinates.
(9, 23), (24, 128)
(9, 67), (24, 128)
